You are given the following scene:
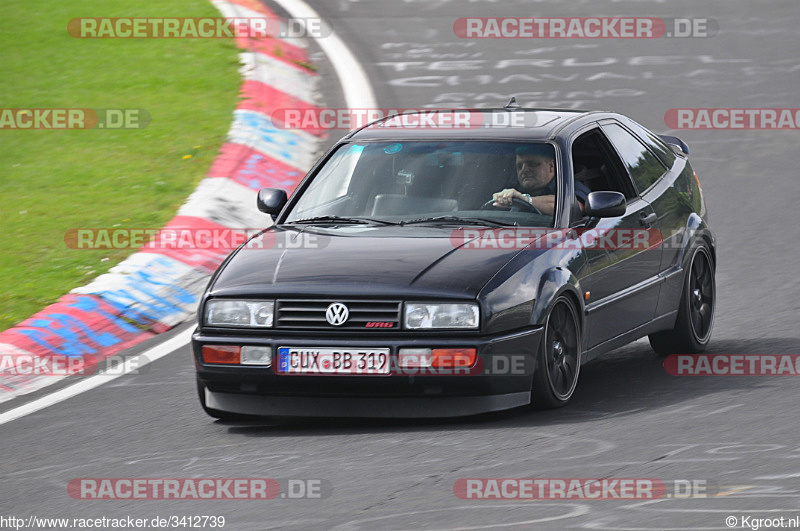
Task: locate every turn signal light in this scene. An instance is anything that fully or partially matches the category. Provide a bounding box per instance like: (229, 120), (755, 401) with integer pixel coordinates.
(431, 348), (477, 368)
(201, 345), (241, 364)
(398, 348), (477, 368)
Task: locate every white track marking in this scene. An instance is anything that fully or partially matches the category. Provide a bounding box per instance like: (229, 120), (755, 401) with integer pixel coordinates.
(269, 0), (377, 109)
(0, 328), (194, 426)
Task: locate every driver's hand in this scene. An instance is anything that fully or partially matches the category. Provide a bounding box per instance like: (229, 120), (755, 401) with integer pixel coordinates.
(492, 188), (524, 207)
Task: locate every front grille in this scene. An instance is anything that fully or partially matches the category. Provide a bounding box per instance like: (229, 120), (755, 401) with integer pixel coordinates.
(275, 299), (402, 330)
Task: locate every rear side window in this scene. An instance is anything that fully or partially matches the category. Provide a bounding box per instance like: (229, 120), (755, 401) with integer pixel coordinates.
(602, 123), (667, 194)
(623, 119), (677, 167)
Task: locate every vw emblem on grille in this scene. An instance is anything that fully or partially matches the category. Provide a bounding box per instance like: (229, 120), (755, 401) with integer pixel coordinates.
(325, 302), (350, 326)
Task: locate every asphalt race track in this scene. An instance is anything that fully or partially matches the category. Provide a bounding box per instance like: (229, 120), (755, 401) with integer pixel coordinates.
(2, 1), (800, 529)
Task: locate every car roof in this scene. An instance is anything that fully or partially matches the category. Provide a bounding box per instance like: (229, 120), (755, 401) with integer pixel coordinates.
(345, 107), (605, 142)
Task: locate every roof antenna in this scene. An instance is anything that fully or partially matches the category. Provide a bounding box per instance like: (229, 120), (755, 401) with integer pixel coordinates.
(504, 96), (519, 109)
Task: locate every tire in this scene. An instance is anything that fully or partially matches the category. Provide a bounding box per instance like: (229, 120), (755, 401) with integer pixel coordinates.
(532, 295), (582, 409)
(649, 244), (715, 355)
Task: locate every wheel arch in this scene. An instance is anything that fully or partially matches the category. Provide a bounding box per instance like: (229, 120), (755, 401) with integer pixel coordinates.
(531, 267), (585, 330)
(680, 213), (716, 270)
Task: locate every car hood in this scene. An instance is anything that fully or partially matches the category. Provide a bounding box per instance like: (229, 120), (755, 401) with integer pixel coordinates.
(208, 225), (534, 299)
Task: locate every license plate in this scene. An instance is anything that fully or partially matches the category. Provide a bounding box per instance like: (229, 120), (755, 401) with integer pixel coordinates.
(277, 347), (391, 375)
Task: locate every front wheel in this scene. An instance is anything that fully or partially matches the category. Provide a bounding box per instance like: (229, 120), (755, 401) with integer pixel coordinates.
(649, 244), (715, 355)
(532, 295), (582, 409)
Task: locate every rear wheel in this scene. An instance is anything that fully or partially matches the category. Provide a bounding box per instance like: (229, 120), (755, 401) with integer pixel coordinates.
(649, 244), (715, 355)
(532, 296), (581, 409)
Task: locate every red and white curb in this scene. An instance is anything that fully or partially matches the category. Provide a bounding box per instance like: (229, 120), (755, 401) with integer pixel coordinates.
(0, 0), (324, 403)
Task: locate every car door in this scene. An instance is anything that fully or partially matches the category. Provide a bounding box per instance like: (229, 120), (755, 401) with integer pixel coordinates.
(570, 125), (663, 348)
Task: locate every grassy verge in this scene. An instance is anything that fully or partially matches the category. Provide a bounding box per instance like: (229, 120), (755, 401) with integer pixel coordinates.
(0, 0), (241, 330)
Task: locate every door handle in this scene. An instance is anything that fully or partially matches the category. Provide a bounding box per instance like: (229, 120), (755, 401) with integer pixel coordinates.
(640, 212), (657, 227)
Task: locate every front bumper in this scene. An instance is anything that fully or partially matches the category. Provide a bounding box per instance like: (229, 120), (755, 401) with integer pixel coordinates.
(193, 327), (542, 418)
(204, 389), (531, 418)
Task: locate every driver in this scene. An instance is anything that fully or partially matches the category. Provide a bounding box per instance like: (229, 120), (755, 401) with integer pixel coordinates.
(492, 144), (589, 216)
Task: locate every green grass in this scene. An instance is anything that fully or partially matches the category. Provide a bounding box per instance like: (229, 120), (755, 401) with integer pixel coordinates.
(0, 0), (241, 330)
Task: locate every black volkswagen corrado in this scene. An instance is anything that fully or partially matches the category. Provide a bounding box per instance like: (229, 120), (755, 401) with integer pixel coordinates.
(193, 105), (715, 418)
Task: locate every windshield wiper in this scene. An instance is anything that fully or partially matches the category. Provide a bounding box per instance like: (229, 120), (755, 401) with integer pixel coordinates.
(400, 216), (516, 227)
(288, 215), (399, 226)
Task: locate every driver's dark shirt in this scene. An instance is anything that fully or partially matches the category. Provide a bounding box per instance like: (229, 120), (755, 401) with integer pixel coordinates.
(530, 177), (590, 204)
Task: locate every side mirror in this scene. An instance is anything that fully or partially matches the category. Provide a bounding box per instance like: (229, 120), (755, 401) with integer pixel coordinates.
(256, 188), (288, 218)
(585, 191), (626, 218)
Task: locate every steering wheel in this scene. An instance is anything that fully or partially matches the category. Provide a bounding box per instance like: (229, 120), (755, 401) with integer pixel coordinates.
(480, 196), (543, 215)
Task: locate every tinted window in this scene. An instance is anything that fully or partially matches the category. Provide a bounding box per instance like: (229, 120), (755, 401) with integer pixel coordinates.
(572, 128), (637, 200)
(602, 123), (667, 193)
(623, 119), (677, 167)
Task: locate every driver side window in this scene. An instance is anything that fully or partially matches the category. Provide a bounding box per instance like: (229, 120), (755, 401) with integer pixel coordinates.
(571, 128), (638, 200)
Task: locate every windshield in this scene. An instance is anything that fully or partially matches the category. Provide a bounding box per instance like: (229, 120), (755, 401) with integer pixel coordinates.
(284, 141), (558, 227)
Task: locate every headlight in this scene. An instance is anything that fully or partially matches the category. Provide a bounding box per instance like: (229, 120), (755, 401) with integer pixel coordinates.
(205, 300), (274, 328)
(404, 303), (479, 330)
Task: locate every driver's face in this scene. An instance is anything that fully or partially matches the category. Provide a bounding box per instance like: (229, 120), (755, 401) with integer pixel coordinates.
(516, 154), (555, 192)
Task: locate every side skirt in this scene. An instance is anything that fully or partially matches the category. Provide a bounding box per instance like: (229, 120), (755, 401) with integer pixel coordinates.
(582, 310), (678, 364)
